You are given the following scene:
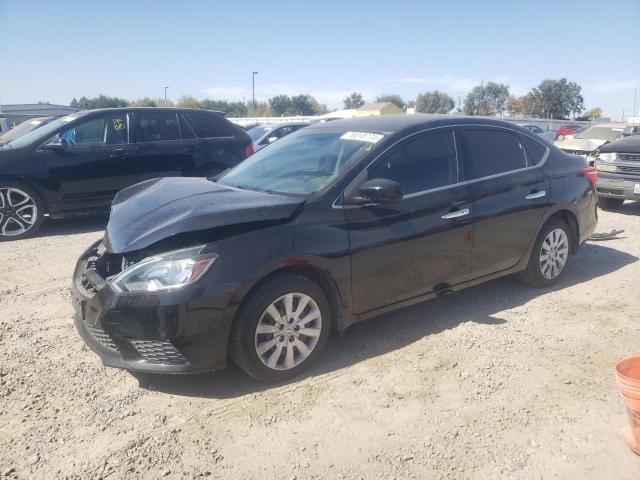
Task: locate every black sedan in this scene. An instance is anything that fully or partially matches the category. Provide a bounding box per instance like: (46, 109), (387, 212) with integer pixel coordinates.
(0, 108), (252, 240)
(71, 115), (598, 382)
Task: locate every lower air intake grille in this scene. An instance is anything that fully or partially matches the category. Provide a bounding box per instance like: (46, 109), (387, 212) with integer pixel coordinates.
(84, 321), (119, 352)
(129, 339), (190, 365)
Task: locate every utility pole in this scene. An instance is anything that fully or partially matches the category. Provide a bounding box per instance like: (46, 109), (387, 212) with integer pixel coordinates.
(164, 86), (169, 107)
(252, 71), (258, 107)
(634, 88), (638, 119)
(622, 109), (626, 122)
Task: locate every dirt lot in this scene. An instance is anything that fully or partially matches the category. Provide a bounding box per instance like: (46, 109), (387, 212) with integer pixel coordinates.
(1, 204), (640, 479)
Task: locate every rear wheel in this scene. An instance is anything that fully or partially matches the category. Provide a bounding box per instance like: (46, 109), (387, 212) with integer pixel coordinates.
(229, 274), (331, 382)
(597, 196), (624, 210)
(0, 182), (45, 241)
(517, 217), (572, 288)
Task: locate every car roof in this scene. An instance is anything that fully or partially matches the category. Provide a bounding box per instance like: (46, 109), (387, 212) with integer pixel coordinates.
(305, 114), (521, 134)
(71, 107), (225, 117)
(583, 122), (627, 128)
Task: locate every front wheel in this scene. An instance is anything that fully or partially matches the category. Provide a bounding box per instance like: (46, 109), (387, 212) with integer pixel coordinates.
(517, 217), (572, 288)
(229, 274), (331, 382)
(0, 183), (45, 241)
(597, 196), (624, 210)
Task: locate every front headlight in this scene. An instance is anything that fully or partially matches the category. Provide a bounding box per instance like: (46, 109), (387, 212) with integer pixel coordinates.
(110, 246), (217, 293)
(599, 152), (617, 161)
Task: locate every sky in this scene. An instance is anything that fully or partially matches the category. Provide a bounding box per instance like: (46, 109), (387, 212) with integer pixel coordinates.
(1, 0), (639, 120)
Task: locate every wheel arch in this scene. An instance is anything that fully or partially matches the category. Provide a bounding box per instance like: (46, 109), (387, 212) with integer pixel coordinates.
(233, 263), (345, 334)
(548, 209), (579, 254)
(0, 175), (50, 214)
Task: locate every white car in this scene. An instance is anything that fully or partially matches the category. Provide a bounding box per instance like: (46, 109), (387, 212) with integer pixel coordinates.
(247, 122), (309, 152)
(554, 123), (627, 160)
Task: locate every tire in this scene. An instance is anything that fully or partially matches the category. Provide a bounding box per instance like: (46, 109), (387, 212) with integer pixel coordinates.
(597, 196), (624, 210)
(0, 181), (45, 241)
(517, 217), (572, 288)
(229, 274), (331, 382)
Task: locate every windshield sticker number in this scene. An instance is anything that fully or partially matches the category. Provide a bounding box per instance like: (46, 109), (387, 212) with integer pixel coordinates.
(341, 131), (384, 143)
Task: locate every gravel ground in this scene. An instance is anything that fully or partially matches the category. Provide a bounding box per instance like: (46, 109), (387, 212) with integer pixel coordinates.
(1, 204), (640, 479)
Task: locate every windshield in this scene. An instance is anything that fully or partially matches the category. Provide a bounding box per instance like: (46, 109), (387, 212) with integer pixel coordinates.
(575, 126), (624, 142)
(0, 118), (52, 145)
(218, 130), (378, 195)
(247, 126), (271, 142)
(7, 114), (80, 148)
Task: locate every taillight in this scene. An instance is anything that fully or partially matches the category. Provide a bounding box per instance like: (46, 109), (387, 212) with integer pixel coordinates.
(244, 143), (254, 158)
(582, 166), (597, 188)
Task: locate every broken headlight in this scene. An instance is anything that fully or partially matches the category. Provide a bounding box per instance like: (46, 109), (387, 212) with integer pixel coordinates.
(110, 246), (217, 293)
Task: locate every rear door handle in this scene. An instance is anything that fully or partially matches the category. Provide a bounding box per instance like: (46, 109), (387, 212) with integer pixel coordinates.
(525, 190), (546, 200)
(441, 208), (470, 220)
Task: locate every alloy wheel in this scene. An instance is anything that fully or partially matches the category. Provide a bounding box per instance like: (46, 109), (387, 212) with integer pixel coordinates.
(254, 292), (322, 370)
(539, 228), (569, 280)
(0, 188), (38, 237)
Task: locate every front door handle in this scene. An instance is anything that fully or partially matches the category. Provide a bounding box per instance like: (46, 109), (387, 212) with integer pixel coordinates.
(525, 190), (547, 200)
(110, 148), (126, 157)
(442, 208), (470, 220)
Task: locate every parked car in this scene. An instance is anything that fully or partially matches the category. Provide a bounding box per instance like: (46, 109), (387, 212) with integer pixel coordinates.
(0, 108), (252, 240)
(517, 123), (555, 143)
(594, 134), (640, 209)
(554, 123), (627, 161)
(0, 116), (57, 146)
(554, 124), (584, 140)
(71, 115), (598, 382)
(247, 122), (309, 152)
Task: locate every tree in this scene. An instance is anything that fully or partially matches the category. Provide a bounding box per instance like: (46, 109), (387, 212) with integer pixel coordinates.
(415, 90), (455, 114)
(201, 99), (247, 117)
(290, 94), (323, 115)
(177, 95), (202, 109)
(73, 95), (129, 109)
(129, 97), (158, 107)
(583, 107), (602, 119)
(70, 97), (78, 108)
(343, 92), (365, 109)
(247, 101), (270, 117)
(505, 95), (534, 116)
(523, 78), (584, 119)
(463, 82), (510, 116)
(376, 94), (405, 111)
(269, 95), (292, 116)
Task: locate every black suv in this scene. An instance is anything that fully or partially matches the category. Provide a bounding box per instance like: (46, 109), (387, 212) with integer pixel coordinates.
(0, 108), (252, 240)
(71, 115), (598, 382)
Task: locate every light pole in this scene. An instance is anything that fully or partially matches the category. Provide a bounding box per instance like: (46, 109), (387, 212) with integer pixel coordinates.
(164, 86), (169, 107)
(622, 109), (626, 122)
(252, 71), (258, 107)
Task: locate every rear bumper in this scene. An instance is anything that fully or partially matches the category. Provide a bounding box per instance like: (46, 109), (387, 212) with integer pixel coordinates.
(71, 242), (239, 374)
(596, 173), (640, 201)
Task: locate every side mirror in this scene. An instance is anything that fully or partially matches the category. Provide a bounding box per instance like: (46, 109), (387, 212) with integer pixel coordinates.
(354, 178), (403, 204)
(44, 135), (66, 150)
(267, 136), (278, 144)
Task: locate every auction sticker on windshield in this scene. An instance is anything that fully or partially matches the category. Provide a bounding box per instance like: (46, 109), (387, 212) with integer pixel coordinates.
(341, 131), (384, 143)
(634, 183), (640, 195)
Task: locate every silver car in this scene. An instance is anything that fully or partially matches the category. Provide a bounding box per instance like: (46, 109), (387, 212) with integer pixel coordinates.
(517, 124), (555, 143)
(247, 122), (309, 152)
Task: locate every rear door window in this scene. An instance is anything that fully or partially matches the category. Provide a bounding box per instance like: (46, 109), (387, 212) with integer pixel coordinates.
(183, 112), (234, 138)
(368, 129), (458, 195)
(459, 127), (526, 179)
(137, 112), (180, 142)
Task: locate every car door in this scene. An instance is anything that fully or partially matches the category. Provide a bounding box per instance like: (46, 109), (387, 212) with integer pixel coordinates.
(345, 128), (473, 314)
(457, 126), (550, 278)
(42, 112), (136, 211)
(131, 110), (197, 181)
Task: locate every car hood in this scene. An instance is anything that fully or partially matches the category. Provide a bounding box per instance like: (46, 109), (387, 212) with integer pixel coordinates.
(599, 136), (640, 154)
(554, 137), (607, 152)
(104, 177), (304, 253)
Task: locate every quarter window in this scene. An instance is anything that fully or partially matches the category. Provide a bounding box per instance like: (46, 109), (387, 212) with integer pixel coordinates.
(59, 114), (128, 147)
(521, 134), (548, 166)
(368, 130), (458, 195)
(183, 112), (233, 138)
(459, 128), (526, 179)
(137, 112), (180, 142)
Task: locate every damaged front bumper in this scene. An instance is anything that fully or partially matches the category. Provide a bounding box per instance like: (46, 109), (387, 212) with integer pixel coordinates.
(71, 240), (239, 374)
